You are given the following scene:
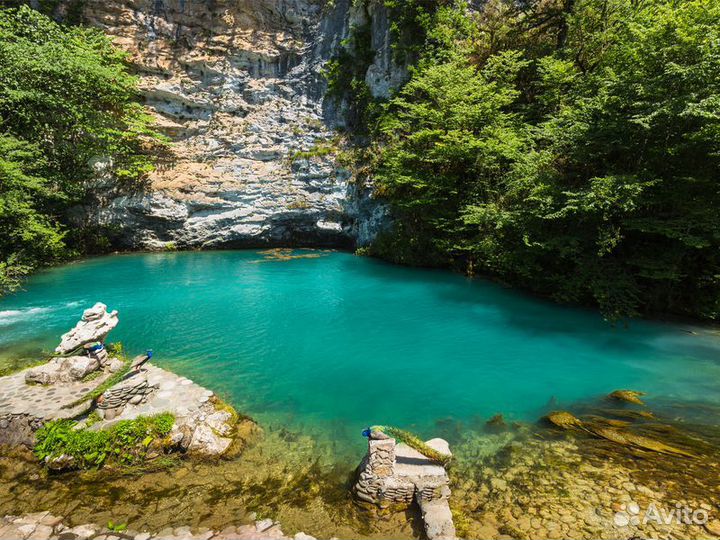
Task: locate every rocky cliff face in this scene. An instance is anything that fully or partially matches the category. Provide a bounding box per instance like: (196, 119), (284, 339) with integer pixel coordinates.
(58, 0), (399, 249)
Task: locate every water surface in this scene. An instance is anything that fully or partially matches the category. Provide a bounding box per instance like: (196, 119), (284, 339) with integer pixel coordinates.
(1, 250), (719, 458)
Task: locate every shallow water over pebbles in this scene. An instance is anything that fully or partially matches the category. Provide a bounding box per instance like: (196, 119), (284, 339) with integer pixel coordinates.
(1, 250), (720, 538)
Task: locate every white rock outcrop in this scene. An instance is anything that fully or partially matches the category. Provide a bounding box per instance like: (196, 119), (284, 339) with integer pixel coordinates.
(50, 0), (394, 249)
(55, 302), (118, 354)
(25, 356), (99, 385)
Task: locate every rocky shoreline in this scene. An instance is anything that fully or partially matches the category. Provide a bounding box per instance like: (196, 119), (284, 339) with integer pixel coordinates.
(0, 303), (242, 461)
(1, 411), (719, 540)
(0, 512), (315, 540)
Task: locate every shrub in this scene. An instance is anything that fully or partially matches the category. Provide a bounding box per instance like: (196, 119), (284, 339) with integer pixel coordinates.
(34, 413), (175, 469)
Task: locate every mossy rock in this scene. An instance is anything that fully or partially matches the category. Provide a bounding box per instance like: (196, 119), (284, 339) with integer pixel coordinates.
(608, 389), (646, 405)
(544, 411), (583, 430)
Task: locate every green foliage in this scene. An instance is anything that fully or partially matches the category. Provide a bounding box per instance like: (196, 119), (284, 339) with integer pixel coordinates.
(367, 0), (720, 320)
(0, 6), (162, 295)
(289, 142), (337, 162)
(0, 135), (65, 293)
(383, 0), (452, 61)
(373, 48), (530, 265)
(325, 1), (451, 134)
(34, 413), (175, 469)
(0, 6), (159, 192)
(106, 522), (128, 533)
(324, 21), (379, 132)
(85, 410), (102, 427)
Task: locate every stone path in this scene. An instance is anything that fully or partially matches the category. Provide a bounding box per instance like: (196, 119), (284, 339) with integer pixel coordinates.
(0, 512), (315, 540)
(0, 369), (111, 421)
(395, 440), (456, 540)
(98, 364), (214, 425)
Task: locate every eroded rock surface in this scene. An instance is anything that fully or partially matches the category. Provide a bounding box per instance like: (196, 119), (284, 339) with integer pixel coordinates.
(25, 356), (99, 385)
(55, 303), (118, 354)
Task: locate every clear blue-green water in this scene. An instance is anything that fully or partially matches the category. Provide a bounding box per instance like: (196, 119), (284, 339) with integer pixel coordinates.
(1, 250), (719, 455)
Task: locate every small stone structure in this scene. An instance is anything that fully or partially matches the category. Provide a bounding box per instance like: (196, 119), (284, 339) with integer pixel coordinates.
(96, 376), (156, 420)
(55, 302), (118, 354)
(354, 433), (456, 540)
(25, 302), (117, 386)
(0, 302), (237, 457)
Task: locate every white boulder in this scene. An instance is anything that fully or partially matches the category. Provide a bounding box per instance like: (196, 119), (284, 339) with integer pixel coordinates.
(55, 303), (119, 354)
(25, 356), (99, 385)
(187, 424), (232, 455)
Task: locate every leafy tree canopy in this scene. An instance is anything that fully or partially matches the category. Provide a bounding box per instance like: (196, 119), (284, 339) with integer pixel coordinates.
(359, 0), (720, 320)
(0, 6), (161, 294)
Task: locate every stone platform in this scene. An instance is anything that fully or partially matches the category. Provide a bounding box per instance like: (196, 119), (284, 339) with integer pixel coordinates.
(0, 369), (111, 421)
(0, 302), (237, 456)
(86, 364), (235, 455)
(93, 364), (213, 425)
(354, 435), (456, 540)
(0, 366), (115, 447)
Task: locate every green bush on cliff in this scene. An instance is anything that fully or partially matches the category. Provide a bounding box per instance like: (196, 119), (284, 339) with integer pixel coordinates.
(34, 413), (175, 469)
(362, 0), (720, 320)
(0, 6), (162, 294)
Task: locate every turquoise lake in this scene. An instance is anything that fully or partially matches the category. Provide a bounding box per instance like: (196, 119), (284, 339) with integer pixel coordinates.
(1, 250), (719, 455)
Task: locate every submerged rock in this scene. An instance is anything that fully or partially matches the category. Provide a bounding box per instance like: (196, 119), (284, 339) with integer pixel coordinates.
(485, 414), (506, 430)
(545, 411), (584, 430)
(608, 389), (646, 405)
(590, 426), (695, 457)
(543, 410), (695, 458)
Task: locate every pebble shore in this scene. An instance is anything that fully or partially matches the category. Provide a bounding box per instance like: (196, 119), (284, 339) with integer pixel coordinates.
(0, 512), (316, 540)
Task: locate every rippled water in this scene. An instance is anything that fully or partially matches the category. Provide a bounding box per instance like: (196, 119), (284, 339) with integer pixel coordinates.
(1, 250), (719, 459)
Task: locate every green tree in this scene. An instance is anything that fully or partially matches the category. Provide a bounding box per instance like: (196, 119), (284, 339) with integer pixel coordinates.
(466, 0), (720, 319)
(373, 50), (530, 265)
(0, 6), (161, 294)
(368, 0), (720, 320)
(0, 6), (157, 194)
(0, 135), (65, 293)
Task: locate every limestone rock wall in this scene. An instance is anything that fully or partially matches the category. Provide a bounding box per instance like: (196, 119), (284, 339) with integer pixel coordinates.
(53, 0), (398, 249)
